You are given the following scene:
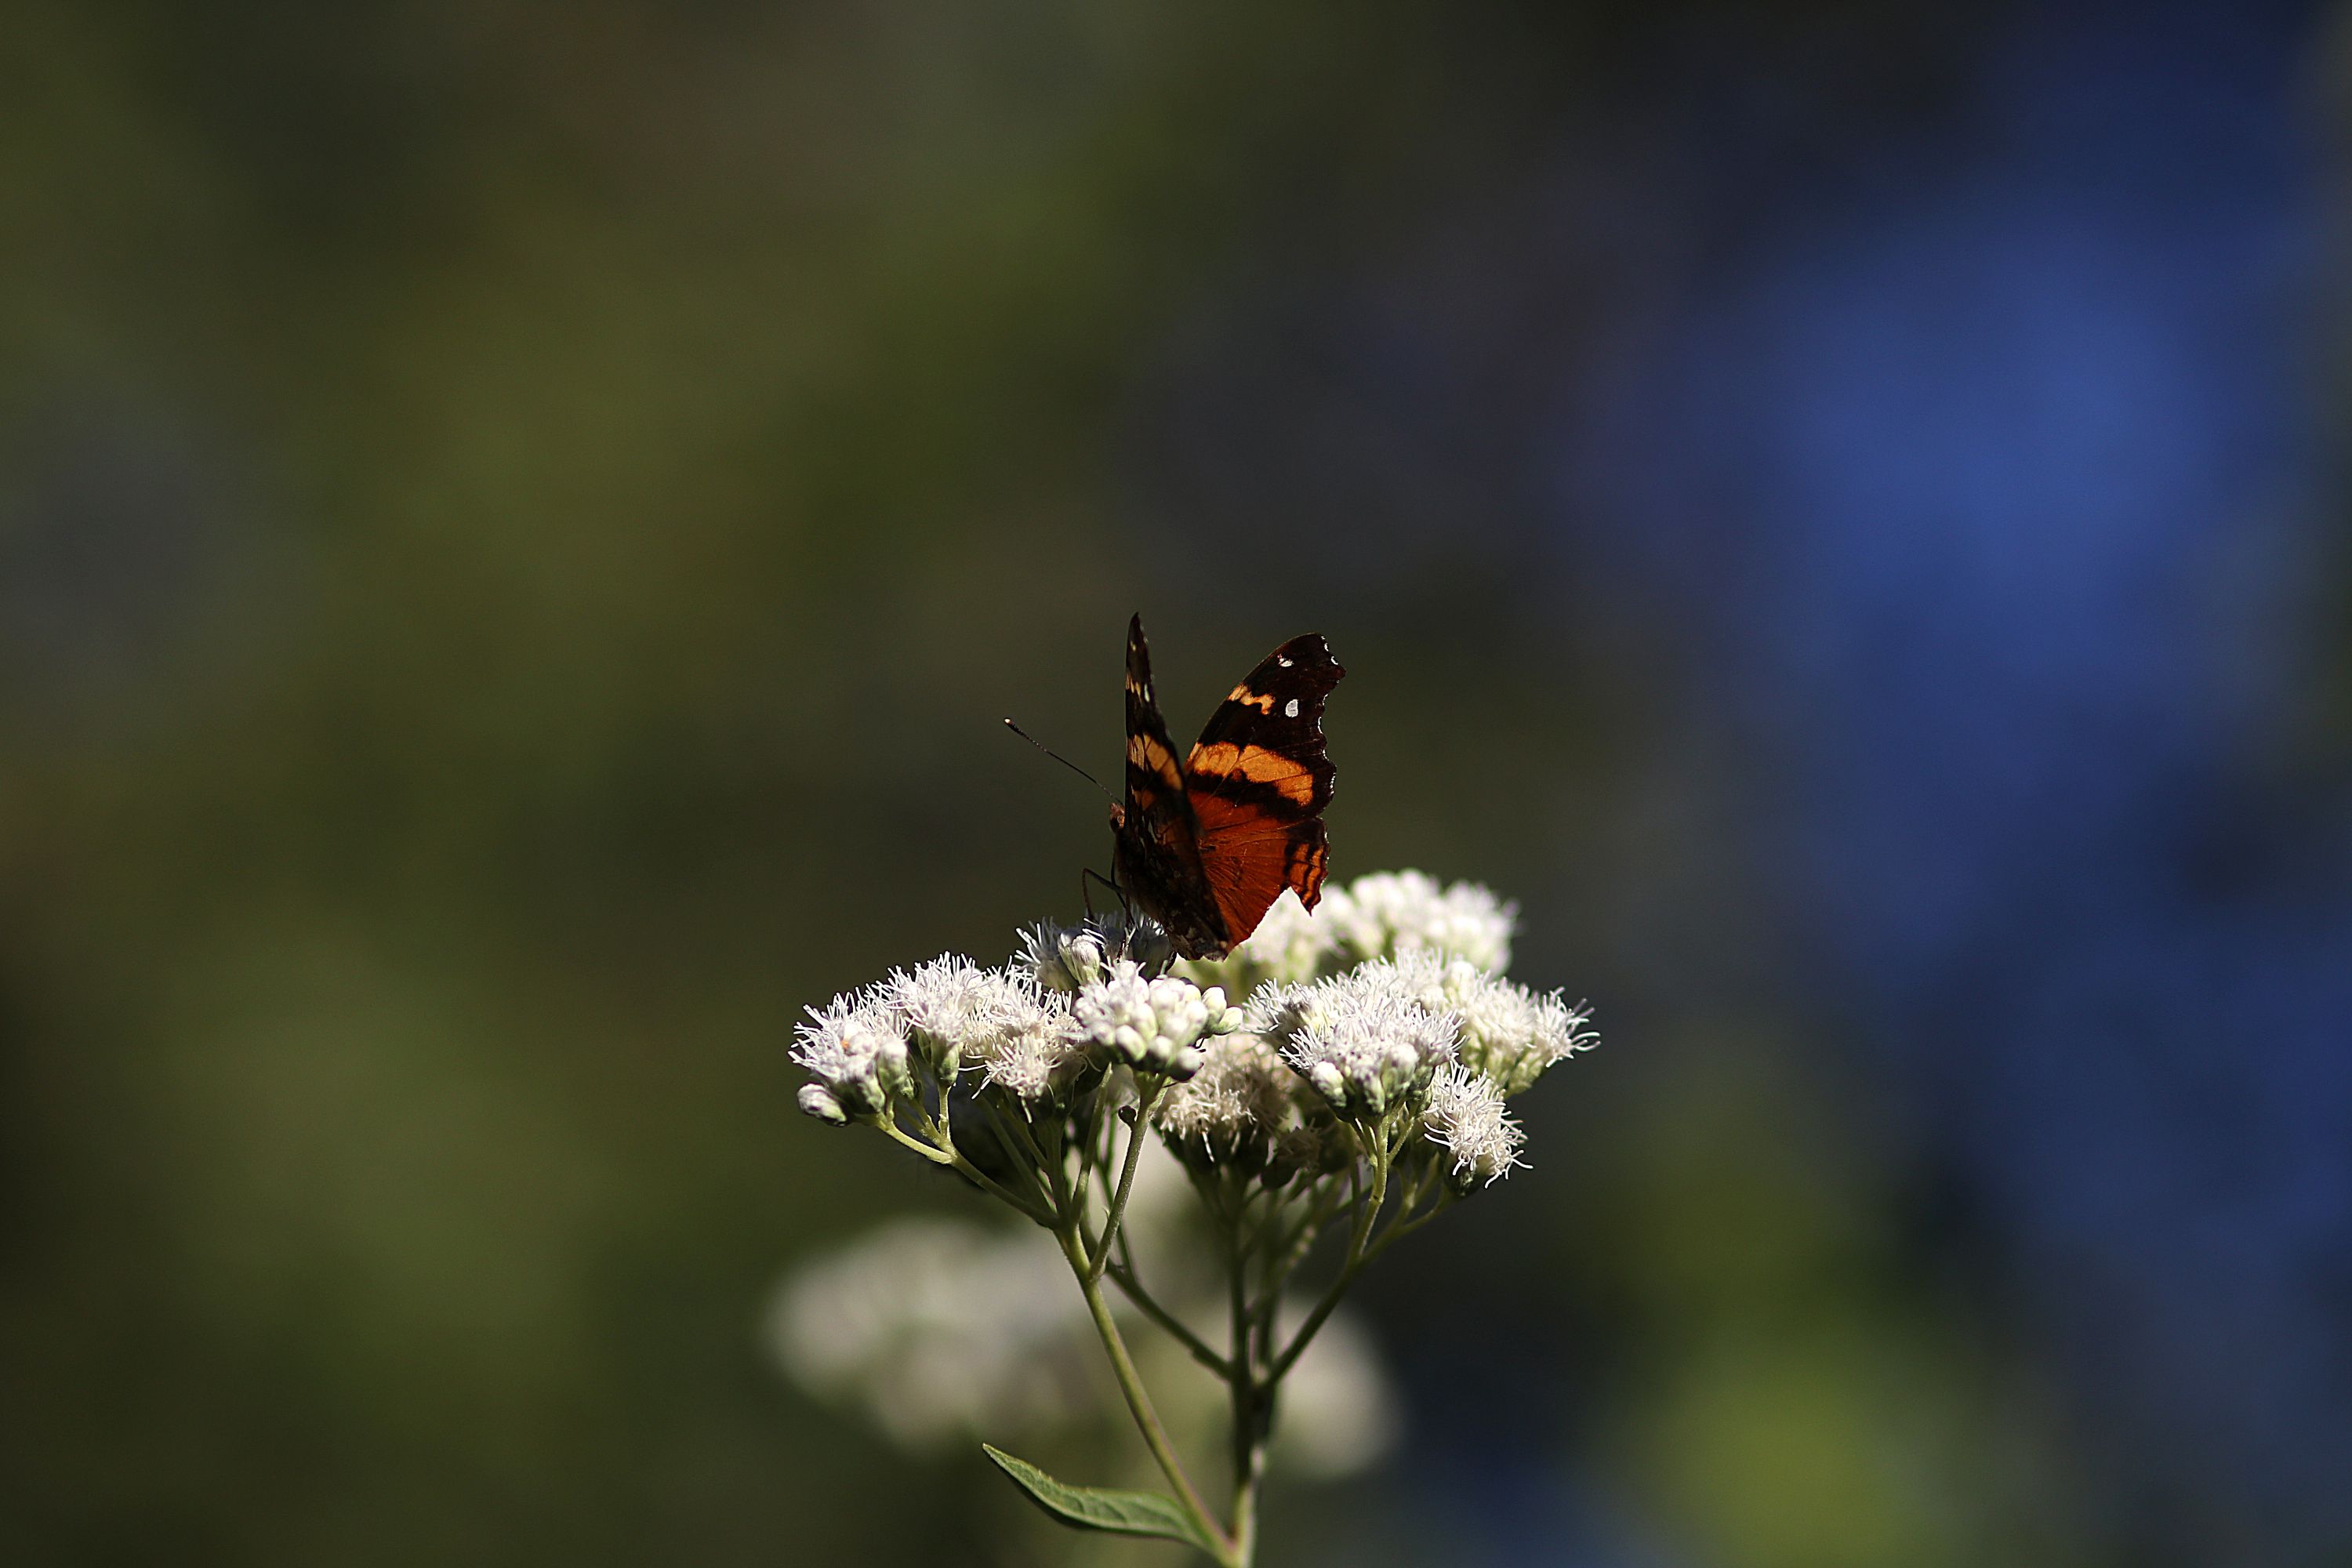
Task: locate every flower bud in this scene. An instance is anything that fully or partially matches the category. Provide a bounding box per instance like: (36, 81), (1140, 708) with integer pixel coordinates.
(873, 1033), (917, 1104)
(797, 1083), (850, 1126)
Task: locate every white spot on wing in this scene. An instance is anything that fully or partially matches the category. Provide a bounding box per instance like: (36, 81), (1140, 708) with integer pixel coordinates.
(1277, 656), (1293, 667)
(1285, 698), (1300, 717)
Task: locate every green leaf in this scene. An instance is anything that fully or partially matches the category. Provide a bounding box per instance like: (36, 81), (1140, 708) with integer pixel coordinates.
(980, 1444), (1221, 1557)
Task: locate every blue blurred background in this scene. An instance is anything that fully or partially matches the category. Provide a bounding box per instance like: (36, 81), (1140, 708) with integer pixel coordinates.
(7, 1), (2350, 1563)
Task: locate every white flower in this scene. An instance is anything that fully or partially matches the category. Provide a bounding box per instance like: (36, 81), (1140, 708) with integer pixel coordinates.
(1256, 962), (1458, 1119)
(888, 955), (1039, 1072)
(793, 989), (913, 1117)
(1015, 920), (1110, 993)
(976, 1004), (1084, 1104)
(1453, 980), (1595, 1096)
(1236, 890), (1336, 977)
(1421, 1064), (1523, 1188)
(1320, 870), (1516, 972)
(1377, 952), (1595, 1096)
(1015, 913), (1174, 991)
(1152, 1033), (1297, 1167)
(1071, 960), (1243, 1077)
(1271, 1304), (1401, 1479)
(765, 1149), (1400, 1475)
(766, 1218), (1093, 1447)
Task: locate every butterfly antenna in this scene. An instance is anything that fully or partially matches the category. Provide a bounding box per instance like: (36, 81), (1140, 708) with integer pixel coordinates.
(1004, 718), (1117, 805)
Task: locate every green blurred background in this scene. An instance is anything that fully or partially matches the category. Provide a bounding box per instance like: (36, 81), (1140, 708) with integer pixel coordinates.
(7, 2), (2350, 1564)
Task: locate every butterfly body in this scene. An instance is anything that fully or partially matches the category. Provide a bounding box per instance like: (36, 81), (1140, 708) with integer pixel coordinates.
(1110, 615), (1345, 960)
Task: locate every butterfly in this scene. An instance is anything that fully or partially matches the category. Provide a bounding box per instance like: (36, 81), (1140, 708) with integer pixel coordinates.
(1109, 615), (1345, 960)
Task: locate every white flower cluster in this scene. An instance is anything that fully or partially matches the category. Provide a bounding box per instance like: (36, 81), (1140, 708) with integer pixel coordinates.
(1421, 1063), (1525, 1189)
(891, 956), (1040, 1072)
(1185, 946), (1588, 1181)
(1379, 952), (1596, 1097)
(794, 873), (1590, 1191)
(794, 925), (1244, 1121)
(1152, 1033), (1305, 1173)
(791, 991), (915, 1124)
(1016, 912), (1171, 993)
(1071, 959), (1243, 1078)
(1252, 967), (1461, 1121)
(769, 1217), (1093, 1445)
(1321, 869), (1518, 972)
(1203, 891), (1332, 989)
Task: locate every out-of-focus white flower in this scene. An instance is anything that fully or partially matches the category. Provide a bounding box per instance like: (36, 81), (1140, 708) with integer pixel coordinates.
(1072, 960), (1242, 1078)
(766, 1142), (1399, 1475)
(1236, 890), (1338, 978)
(1421, 1064), (1523, 1189)
(1319, 870), (1516, 973)
(1271, 1305), (1401, 1479)
(767, 1218), (1094, 1447)
(793, 989), (913, 1117)
(1254, 963), (1458, 1120)
(1152, 1033), (1297, 1168)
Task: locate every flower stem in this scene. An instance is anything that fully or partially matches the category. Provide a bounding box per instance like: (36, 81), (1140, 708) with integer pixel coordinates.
(1087, 1079), (1160, 1279)
(1227, 1209), (1265, 1567)
(1105, 1259), (1232, 1378)
(1058, 1226), (1235, 1565)
(876, 1119), (1057, 1227)
(1268, 1133), (1392, 1381)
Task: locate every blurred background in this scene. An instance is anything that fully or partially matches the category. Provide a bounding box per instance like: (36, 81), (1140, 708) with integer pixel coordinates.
(6, 0), (2351, 1563)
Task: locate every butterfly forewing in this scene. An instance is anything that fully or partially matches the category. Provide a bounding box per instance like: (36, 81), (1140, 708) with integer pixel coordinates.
(1113, 616), (1226, 956)
(1183, 634), (1344, 939)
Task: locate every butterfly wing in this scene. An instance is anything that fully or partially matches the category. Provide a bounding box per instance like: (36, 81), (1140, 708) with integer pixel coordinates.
(1184, 633), (1345, 946)
(1112, 615), (1229, 957)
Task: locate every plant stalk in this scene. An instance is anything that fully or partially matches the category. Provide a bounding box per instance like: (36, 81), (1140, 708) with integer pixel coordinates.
(1057, 1226), (1235, 1565)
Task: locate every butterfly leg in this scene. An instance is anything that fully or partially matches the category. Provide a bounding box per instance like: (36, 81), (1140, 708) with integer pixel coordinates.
(1080, 865), (1124, 920)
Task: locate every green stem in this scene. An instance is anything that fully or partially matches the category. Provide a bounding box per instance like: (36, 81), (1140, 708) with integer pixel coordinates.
(1058, 1227), (1234, 1565)
(876, 1117), (1057, 1227)
(1069, 1083), (1111, 1221)
(977, 1096), (1058, 1219)
(1088, 1079), (1161, 1279)
(876, 1119), (955, 1167)
(1105, 1260), (1231, 1378)
(1227, 1207), (1265, 1566)
(1268, 1134), (1391, 1381)
(1251, 1174), (1345, 1320)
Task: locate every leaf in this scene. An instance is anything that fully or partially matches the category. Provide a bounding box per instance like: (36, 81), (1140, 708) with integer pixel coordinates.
(980, 1444), (1221, 1557)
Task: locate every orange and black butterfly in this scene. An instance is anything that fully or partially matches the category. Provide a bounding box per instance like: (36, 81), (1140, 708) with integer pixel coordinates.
(1110, 615), (1345, 959)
